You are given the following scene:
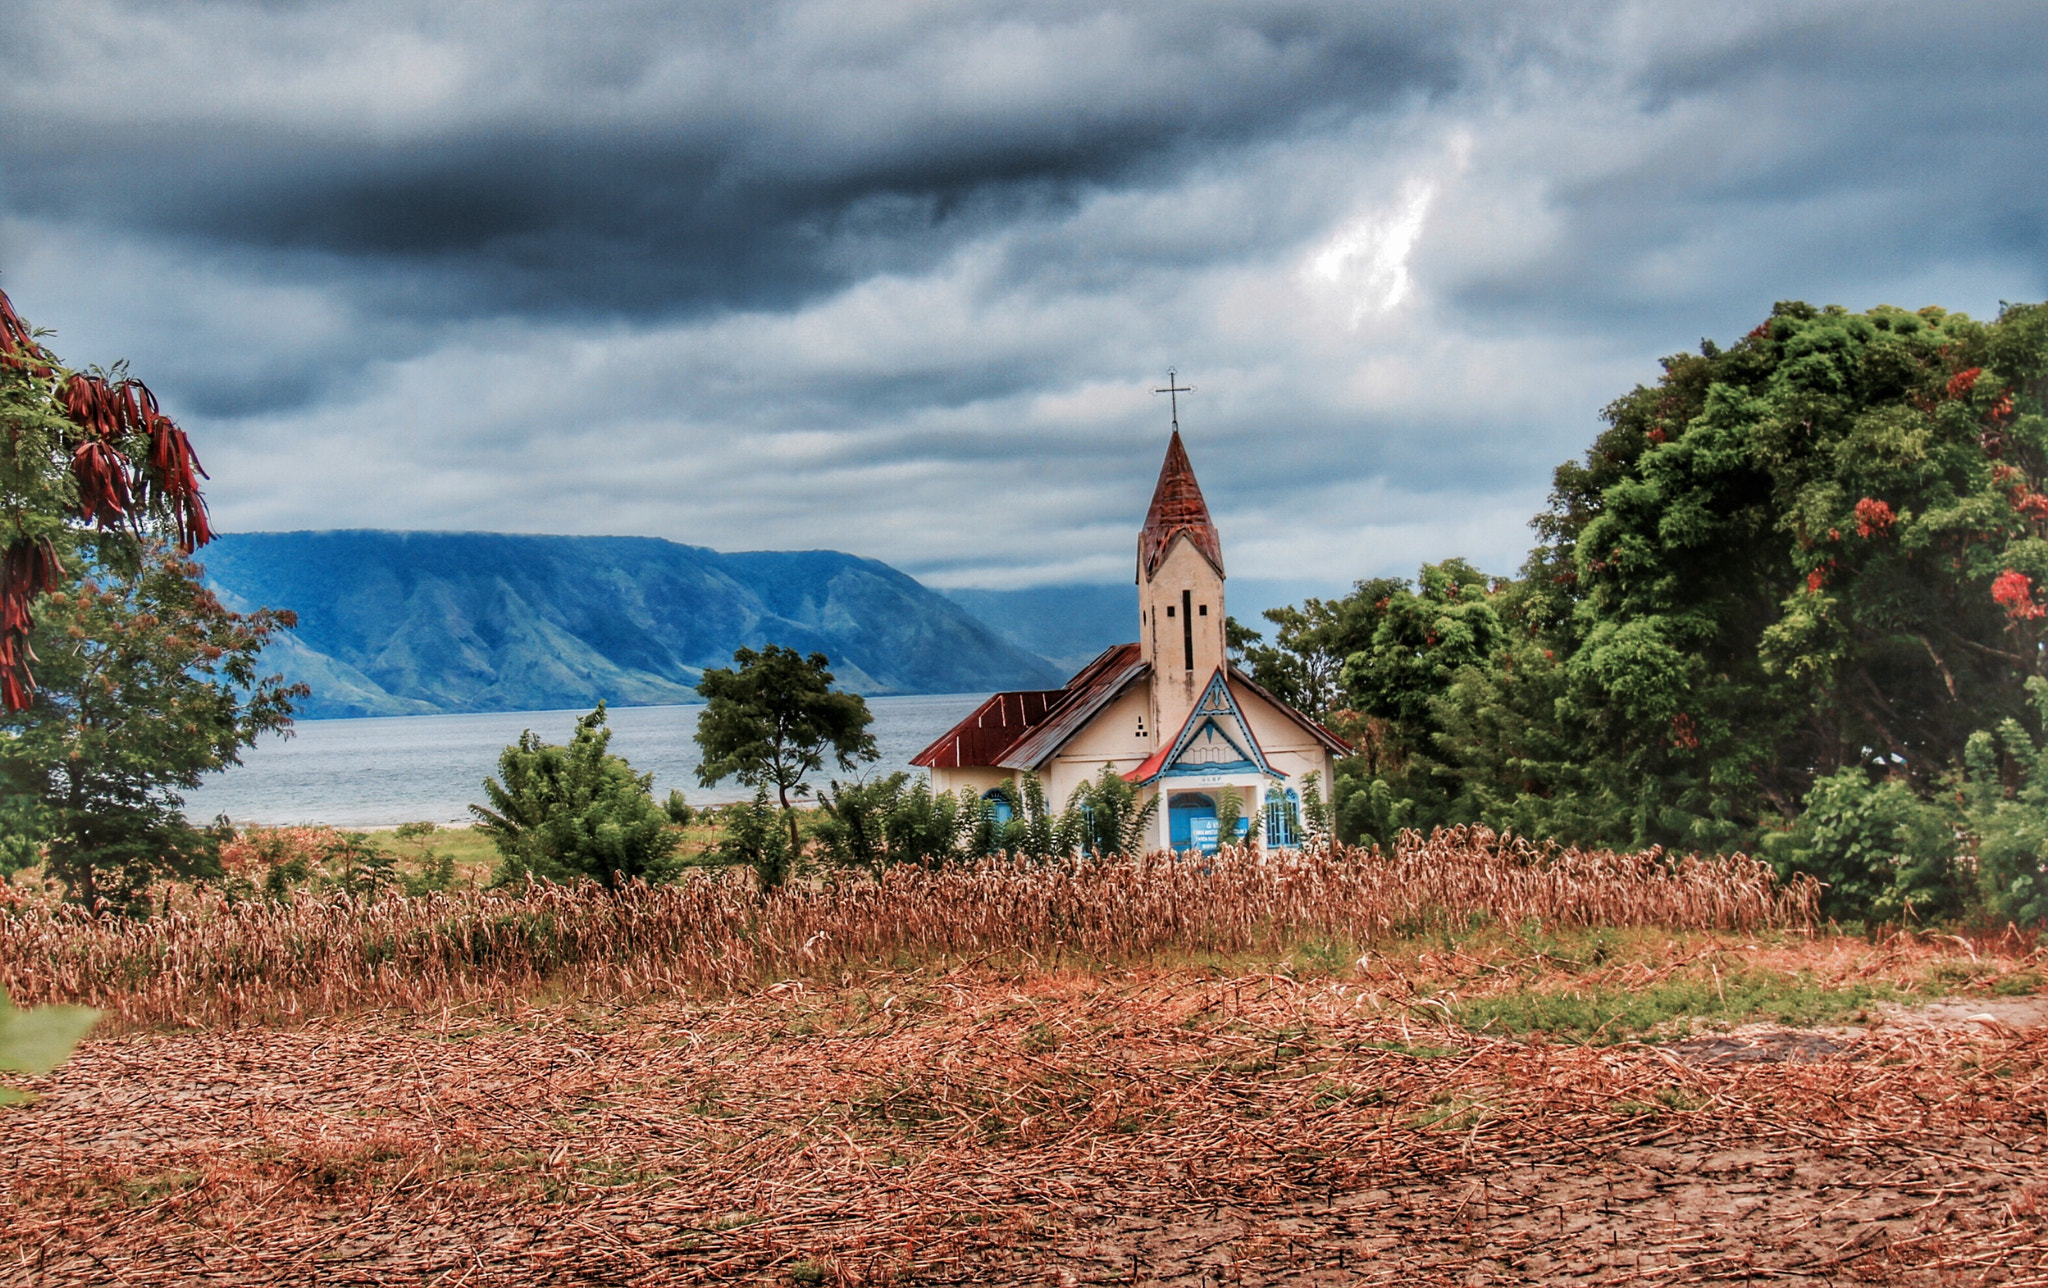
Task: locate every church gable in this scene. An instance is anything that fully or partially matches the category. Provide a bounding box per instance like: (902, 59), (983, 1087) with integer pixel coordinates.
(1126, 669), (1282, 784)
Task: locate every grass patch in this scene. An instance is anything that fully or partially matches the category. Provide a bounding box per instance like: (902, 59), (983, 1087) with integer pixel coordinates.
(1990, 970), (2043, 997)
(1453, 969), (1898, 1044)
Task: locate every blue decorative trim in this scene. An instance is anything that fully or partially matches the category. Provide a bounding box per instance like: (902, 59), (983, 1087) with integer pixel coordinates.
(1138, 670), (1283, 784)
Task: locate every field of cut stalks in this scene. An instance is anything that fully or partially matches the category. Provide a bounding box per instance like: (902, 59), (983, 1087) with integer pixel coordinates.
(1, 828), (1815, 1028)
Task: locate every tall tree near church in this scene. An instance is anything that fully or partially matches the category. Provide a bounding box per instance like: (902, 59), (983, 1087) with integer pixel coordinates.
(694, 645), (877, 858)
(0, 286), (301, 908)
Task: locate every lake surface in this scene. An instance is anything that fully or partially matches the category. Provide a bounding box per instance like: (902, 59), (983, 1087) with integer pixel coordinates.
(186, 694), (991, 828)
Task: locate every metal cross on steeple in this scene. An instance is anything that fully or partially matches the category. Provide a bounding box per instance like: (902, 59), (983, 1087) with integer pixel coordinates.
(1153, 369), (1194, 432)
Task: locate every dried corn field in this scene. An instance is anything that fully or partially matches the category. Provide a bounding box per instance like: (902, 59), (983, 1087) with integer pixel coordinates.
(0, 830), (1814, 1028)
(4, 956), (2047, 1286)
(8, 831), (2046, 1286)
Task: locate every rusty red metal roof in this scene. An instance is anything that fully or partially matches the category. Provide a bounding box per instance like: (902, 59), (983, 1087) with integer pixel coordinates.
(995, 644), (1148, 770)
(909, 688), (1066, 769)
(1138, 430), (1223, 580)
(911, 643), (1147, 772)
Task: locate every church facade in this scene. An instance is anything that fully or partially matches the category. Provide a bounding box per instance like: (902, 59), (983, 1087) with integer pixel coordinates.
(912, 430), (1348, 853)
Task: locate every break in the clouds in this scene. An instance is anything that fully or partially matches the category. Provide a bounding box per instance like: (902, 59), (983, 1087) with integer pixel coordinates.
(1, 0), (2044, 590)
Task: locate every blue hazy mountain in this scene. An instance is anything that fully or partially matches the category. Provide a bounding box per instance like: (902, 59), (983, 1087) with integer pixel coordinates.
(940, 584), (1134, 673)
(200, 531), (1064, 719)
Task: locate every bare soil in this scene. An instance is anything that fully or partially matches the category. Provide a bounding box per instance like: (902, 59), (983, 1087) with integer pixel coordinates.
(4, 966), (2045, 1286)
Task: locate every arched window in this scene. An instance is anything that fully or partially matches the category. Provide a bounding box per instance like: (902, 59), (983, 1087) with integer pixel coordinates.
(1265, 788), (1301, 849)
(982, 788), (1015, 826)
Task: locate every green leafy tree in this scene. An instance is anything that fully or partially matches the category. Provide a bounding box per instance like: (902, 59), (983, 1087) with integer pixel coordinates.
(1005, 772), (1078, 862)
(471, 703), (679, 888)
(1067, 763), (1159, 858)
(883, 775), (965, 868)
(1308, 299), (2048, 880)
(1507, 301), (2044, 848)
(714, 787), (797, 889)
(1212, 784), (1258, 849)
(695, 645), (877, 856)
(1233, 582), (1398, 722)
(0, 288), (299, 908)
(1759, 767), (1962, 923)
(1962, 677), (2048, 923)
(813, 773), (904, 875)
(1, 545), (300, 911)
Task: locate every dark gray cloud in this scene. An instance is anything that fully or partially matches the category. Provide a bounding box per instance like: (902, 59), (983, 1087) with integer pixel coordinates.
(3, 2), (1465, 320)
(0, 1), (2042, 588)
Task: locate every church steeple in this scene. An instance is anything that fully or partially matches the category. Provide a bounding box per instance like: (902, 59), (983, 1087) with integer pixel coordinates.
(1136, 417), (1227, 749)
(1138, 429), (1224, 580)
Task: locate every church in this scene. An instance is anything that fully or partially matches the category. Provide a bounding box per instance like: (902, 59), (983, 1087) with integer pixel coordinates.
(912, 426), (1348, 853)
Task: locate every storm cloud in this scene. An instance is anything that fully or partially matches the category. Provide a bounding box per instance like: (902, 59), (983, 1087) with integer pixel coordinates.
(2, 0), (2043, 590)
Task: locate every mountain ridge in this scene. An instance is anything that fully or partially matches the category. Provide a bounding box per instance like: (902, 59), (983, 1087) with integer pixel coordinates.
(201, 531), (1064, 719)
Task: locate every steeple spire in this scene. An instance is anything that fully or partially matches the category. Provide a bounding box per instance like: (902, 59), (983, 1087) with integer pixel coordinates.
(1139, 428), (1223, 580)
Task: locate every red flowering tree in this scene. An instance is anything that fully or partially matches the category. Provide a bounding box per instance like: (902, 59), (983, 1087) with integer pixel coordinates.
(0, 287), (302, 909)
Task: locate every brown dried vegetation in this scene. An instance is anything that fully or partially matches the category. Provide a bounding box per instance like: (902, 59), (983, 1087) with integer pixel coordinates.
(5, 832), (2046, 1285)
(2, 830), (1812, 1029)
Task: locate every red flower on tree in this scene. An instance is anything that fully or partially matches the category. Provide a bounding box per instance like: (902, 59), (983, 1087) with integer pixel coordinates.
(1670, 711), (1700, 751)
(0, 287), (215, 710)
(1948, 367), (1983, 399)
(1992, 569), (2045, 621)
(1854, 497), (1895, 537)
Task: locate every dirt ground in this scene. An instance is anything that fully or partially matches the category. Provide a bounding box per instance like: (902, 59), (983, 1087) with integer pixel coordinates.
(4, 965), (2046, 1286)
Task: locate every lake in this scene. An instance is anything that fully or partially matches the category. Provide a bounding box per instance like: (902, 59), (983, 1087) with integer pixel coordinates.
(185, 693), (991, 828)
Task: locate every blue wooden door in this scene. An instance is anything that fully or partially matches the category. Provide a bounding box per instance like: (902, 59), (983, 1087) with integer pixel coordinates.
(1168, 792), (1217, 852)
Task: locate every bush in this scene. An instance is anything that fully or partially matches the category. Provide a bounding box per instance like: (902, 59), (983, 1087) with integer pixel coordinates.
(470, 704), (680, 889)
(1760, 767), (1961, 924)
(1963, 677), (2048, 924)
(714, 787), (795, 889)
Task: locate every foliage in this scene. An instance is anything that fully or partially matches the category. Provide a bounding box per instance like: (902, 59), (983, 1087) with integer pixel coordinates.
(471, 704), (679, 889)
(1066, 763), (1159, 859)
(1003, 772), (1079, 862)
(0, 288), (300, 910)
(1241, 299), (2048, 922)
(0, 545), (301, 912)
(0, 288), (215, 711)
(1759, 768), (1962, 923)
(1213, 785), (1259, 847)
(1962, 677), (2048, 923)
(813, 774), (902, 875)
(713, 787), (797, 889)
(695, 645), (877, 856)
(811, 771), (1100, 873)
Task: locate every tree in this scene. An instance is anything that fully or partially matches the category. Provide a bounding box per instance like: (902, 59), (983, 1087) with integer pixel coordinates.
(813, 773), (904, 875)
(694, 645), (877, 856)
(1961, 677), (2048, 924)
(471, 703), (680, 888)
(713, 787), (797, 889)
(1232, 582), (1398, 722)
(0, 288), (215, 711)
(1, 544), (301, 911)
(0, 286), (298, 908)
(1310, 299), (2048, 880)
(1066, 763), (1159, 858)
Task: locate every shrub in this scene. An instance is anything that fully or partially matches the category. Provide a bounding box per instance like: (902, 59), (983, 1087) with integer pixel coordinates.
(1963, 677), (2048, 923)
(1761, 767), (1962, 923)
(471, 704), (679, 889)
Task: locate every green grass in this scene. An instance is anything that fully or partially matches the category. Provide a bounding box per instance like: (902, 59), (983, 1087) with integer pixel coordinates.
(1452, 970), (1899, 1044)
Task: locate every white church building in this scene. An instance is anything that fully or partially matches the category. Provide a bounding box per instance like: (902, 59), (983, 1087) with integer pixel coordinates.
(912, 428), (1348, 852)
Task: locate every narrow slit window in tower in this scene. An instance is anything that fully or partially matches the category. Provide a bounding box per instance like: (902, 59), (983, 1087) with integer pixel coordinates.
(1181, 589), (1194, 670)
